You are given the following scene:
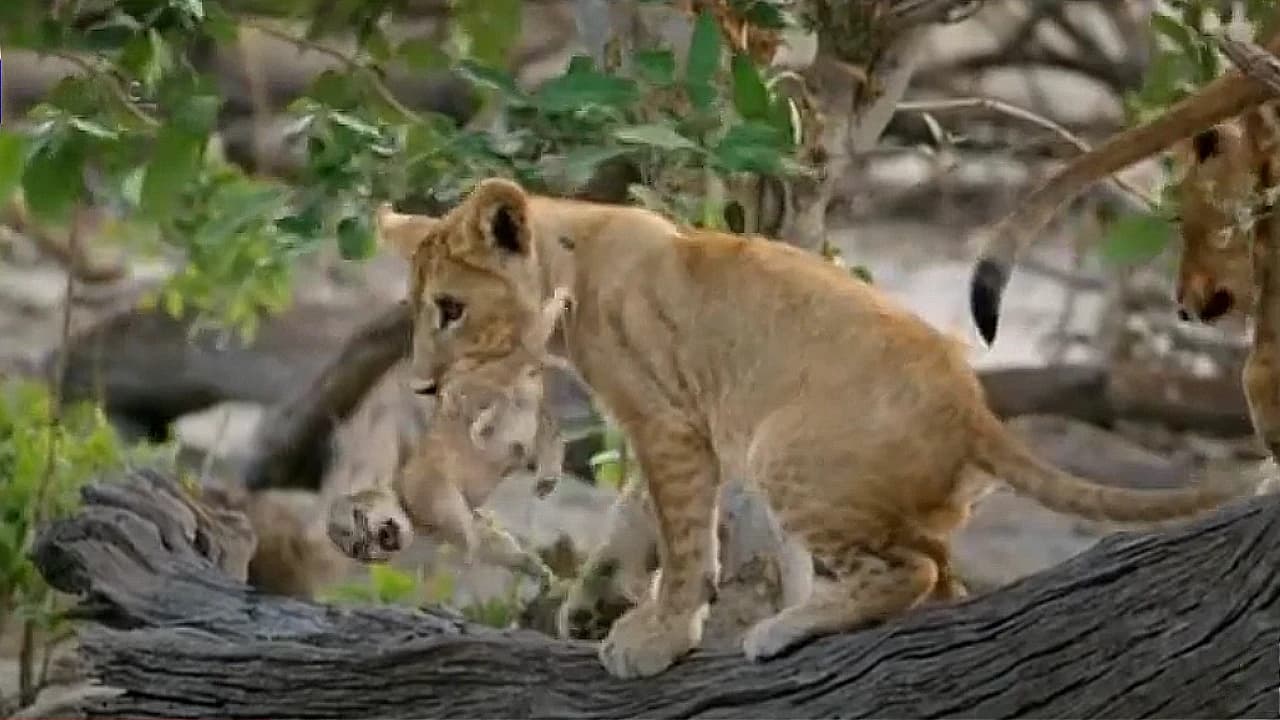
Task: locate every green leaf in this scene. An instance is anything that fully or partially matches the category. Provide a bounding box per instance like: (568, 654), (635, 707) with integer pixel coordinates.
(67, 117), (119, 141)
(275, 207), (324, 238)
(555, 146), (631, 188)
(766, 95), (798, 144)
(1150, 11), (1194, 54)
(329, 111), (383, 139)
(686, 11), (722, 87)
(22, 136), (84, 224)
(613, 124), (700, 151)
(730, 53), (769, 120)
(202, 3), (239, 43)
(0, 132), (28, 206)
(337, 214), (376, 260)
(369, 564), (417, 603)
(141, 126), (203, 221)
(456, 60), (528, 104)
(361, 24), (393, 63)
(535, 69), (638, 113)
(398, 37), (448, 70)
(455, 0), (522, 68)
(1100, 212), (1172, 266)
(173, 94), (221, 135)
(82, 12), (143, 51)
(172, 0), (204, 21)
(735, 0), (792, 29)
(193, 181), (286, 249)
(711, 121), (791, 174)
(633, 49), (676, 85)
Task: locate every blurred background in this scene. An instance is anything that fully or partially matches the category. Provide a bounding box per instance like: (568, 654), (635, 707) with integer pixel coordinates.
(0, 0), (1274, 711)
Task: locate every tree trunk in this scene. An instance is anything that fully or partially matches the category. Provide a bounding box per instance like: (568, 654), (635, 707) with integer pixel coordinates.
(31, 468), (1280, 719)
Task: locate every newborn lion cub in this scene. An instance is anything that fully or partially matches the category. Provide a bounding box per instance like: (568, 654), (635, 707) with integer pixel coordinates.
(326, 288), (571, 584)
(376, 178), (1249, 680)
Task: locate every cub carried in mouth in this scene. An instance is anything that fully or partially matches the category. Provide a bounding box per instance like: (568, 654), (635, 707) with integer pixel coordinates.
(326, 286), (571, 586)
(377, 177), (1253, 680)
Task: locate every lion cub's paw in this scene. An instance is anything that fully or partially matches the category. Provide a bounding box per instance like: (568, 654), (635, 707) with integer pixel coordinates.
(532, 474), (559, 499)
(597, 603), (700, 679)
(741, 614), (810, 662)
(556, 560), (641, 641)
(326, 490), (414, 563)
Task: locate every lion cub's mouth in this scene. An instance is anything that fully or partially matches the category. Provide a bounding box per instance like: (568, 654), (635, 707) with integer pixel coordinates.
(410, 380), (439, 396)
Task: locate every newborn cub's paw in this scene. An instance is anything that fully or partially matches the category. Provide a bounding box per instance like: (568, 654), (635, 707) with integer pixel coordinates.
(327, 489), (413, 563)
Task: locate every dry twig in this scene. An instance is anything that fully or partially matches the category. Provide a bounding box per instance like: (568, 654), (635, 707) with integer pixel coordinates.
(895, 96), (1159, 210)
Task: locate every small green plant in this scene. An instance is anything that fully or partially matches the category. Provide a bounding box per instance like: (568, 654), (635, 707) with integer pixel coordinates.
(588, 423), (630, 491)
(320, 553), (525, 629)
(321, 564), (425, 606)
(0, 378), (167, 708)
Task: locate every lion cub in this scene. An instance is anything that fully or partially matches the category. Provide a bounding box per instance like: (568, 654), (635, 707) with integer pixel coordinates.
(325, 289), (571, 584)
(1167, 100), (1280, 463)
(374, 179), (1253, 681)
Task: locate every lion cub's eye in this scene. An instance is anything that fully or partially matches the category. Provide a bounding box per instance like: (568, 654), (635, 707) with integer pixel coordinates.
(435, 295), (466, 329)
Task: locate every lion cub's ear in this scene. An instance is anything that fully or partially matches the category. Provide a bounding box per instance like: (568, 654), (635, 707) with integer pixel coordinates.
(470, 178), (532, 256)
(375, 203), (437, 259)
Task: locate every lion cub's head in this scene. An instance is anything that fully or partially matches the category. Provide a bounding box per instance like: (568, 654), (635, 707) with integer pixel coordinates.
(1170, 123), (1257, 324)
(376, 178), (552, 399)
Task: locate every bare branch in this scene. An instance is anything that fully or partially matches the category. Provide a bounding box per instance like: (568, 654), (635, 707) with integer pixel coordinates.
(888, 0), (986, 29)
(1213, 32), (1280, 97)
(240, 20), (423, 123)
(895, 96), (1158, 209)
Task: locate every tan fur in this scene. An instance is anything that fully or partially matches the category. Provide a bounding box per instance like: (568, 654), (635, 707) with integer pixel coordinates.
(1168, 100), (1280, 464)
(968, 23), (1280, 345)
(221, 358), (424, 598)
(378, 177), (1252, 678)
(557, 472), (958, 642)
(325, 290), (570, 584)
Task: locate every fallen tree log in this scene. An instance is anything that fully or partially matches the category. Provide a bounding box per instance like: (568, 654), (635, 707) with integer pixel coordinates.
(32, 469), (1280, 718)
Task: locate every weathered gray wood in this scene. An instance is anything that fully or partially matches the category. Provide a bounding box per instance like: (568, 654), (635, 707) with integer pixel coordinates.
(31, 468), (1280, 719)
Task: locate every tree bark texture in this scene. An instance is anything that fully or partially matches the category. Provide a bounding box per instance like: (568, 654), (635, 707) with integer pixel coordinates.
(32, 468), (1280, 719)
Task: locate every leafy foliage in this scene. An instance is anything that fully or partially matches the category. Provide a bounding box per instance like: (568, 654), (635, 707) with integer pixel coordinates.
(0, 379), (172, 705)
(0, 0), (809, 337)
(320, 554), (526, 629)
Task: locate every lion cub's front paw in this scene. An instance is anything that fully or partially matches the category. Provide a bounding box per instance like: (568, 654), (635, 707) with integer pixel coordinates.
(597, 603), (701, 679)
(326, 490), (413, 563)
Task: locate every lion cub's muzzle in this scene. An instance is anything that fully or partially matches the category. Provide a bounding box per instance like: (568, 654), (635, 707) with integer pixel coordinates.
(1177, 287), (1235, 323)
(410, 379), (439, 396)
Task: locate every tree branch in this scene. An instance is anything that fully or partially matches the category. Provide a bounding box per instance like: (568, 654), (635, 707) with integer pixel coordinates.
(239, 19), (423, 123)
(1214, 32), (1280, 97)
(30, 468), (1280, 718)
(895, 96), (1158, 209)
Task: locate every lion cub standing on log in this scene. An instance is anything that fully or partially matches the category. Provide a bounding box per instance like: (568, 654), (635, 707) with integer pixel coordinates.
(378, 178), (1248, 679)
(326, 284), (571, 584)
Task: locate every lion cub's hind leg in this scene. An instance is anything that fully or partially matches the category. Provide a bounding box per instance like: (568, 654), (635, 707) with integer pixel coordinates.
(741, 437), (939, 661)
(741, 541), (937, 662)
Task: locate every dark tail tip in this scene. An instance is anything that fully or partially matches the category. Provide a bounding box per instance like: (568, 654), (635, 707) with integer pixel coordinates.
(970, 259), (1008, 346)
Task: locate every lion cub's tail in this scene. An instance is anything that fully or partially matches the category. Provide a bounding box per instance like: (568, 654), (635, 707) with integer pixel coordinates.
(969, 413), (1243, 522)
